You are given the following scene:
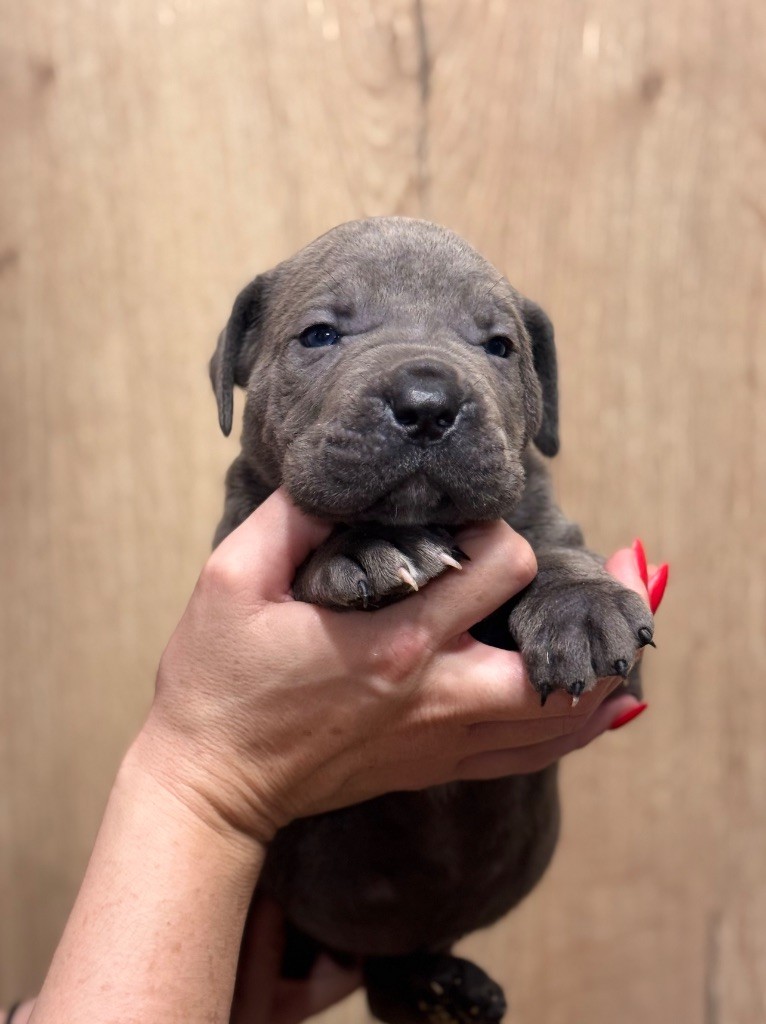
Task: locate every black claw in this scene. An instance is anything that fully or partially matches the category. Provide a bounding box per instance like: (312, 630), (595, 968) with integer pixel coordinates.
(357, 579), (371, 610)
(638, 627), (656, 648)
(568, 680), (585, 698)
(614, 659), (629, 678)
(539, 683), (552, 707)
(451, 546), (471, 562)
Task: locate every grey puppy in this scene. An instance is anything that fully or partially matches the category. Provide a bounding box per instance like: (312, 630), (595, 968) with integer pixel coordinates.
(210, 218), (652, 1024)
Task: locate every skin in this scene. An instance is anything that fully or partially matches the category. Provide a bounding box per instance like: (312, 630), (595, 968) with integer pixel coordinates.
(4, 492), (651, 1024)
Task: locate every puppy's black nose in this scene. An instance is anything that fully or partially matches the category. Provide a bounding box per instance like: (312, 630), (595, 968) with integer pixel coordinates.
(387, 362), (465, 442)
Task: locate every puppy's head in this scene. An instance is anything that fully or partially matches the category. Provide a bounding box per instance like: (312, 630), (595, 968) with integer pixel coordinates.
(210, 218), (558, 525)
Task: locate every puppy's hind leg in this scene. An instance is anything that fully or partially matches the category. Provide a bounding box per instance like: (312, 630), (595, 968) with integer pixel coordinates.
(364, 952), (506, 1024)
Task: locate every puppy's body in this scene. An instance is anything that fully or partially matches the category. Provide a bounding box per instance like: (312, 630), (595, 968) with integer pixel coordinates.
(211, 219), (651, 1022)
(262, 753), (560, 959)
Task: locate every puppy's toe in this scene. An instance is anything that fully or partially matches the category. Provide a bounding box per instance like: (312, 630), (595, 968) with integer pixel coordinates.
(293, 551), (375, 608)
(523, 625), (596, 706)
(348, 537), (424, 599)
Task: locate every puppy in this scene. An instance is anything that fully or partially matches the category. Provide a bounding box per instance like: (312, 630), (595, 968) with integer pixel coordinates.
(210, 218), (652, 1024)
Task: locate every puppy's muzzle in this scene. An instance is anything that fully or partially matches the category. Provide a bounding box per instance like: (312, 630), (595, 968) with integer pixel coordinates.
(385, 359), (466, 444)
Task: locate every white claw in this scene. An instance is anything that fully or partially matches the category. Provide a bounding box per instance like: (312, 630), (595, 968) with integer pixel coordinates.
(398, 567), (419, 591)
(571, 694), (580, 708)
(439, 553), (463, 570)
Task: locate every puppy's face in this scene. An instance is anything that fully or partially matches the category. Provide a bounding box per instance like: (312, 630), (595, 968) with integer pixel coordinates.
(211, 218), (558, 525)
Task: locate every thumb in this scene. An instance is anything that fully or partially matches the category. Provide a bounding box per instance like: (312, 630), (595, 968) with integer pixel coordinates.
(212, 488), (333, 602)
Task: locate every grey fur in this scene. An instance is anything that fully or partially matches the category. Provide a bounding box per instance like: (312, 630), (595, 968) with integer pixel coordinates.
(210, 218), (651, 1023)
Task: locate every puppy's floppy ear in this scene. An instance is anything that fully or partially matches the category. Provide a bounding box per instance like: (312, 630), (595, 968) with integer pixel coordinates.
(210, 275), (270, 437)
(521, 298), (559, 457)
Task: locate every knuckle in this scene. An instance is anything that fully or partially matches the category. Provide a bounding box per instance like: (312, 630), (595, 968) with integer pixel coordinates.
(372, 622), (434, 686)
(199, 552), (245, 595)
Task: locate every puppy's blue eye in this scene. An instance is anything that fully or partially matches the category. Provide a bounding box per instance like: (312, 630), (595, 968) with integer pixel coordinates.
(483, 336), (512, 358)
(299, 324), (341, 348)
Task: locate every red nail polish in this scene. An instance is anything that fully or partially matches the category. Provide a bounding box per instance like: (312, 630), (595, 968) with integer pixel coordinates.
(632, 539), (649, 586)
(647, 563), (669, 613)
(609, 702), (648, 730)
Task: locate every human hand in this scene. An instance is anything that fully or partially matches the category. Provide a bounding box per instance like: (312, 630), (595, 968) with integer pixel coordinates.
(133, 487), (540, 840)
(230, 897), (362, 1024)
(134, 489), (666, 843)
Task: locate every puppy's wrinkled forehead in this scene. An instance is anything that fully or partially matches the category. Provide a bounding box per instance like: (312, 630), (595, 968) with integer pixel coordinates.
(271, 218), (519, 331)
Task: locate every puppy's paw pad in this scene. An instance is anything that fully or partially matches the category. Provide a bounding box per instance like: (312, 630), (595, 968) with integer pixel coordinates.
(415, 961), (506, 1024)
(366, 953), (506, 1024)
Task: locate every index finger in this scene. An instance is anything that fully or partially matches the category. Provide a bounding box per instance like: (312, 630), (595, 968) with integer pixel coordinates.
(374, 519), (537, 645)
(210, 488), (333, 603)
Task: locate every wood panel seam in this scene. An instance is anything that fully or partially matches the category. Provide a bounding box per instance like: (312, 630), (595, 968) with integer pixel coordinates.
(413, 0), (430, 213)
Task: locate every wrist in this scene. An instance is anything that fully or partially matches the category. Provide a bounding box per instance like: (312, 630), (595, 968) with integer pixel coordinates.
(127, 713), (283, 846)
(121, 728), (270, 863)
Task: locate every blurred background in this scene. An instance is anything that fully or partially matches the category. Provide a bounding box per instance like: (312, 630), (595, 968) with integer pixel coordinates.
(1, 1), (765, 1021)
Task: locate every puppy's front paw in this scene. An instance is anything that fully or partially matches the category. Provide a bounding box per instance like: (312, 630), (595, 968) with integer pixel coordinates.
(509, 566), (654, 706)
(293, 526), (464, 609)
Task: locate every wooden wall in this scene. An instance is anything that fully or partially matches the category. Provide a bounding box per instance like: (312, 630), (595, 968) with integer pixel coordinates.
(1, 1), (765, 1021)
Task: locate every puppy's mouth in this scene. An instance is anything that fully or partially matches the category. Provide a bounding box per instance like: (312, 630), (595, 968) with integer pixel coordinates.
(284, 446), (517, 526)
(358, 474), (455, 525)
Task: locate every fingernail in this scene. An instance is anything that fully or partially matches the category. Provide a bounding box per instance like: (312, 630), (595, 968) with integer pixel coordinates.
(648, 563), (669, 612)
(632, 539), (649, 586)
(609, 702), (648, 730)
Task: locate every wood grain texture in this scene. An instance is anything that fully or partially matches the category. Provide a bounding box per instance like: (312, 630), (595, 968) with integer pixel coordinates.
(1, 1), (764, 1021)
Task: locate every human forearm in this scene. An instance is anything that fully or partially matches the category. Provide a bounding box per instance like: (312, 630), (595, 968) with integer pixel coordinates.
(29, 741), (264, 1024)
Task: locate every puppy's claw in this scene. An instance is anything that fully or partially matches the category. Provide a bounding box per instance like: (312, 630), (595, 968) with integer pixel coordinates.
(568, 681), (584, 707)
(638, 627), (656, 648)
(439, 553), (463, 571)
(451, 546), (471, 562)
(539, 684), (552, 707)
(357, 579), (371, 609)
(614, 658), (629, 678)
(397, 567), (419, 591)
